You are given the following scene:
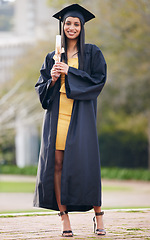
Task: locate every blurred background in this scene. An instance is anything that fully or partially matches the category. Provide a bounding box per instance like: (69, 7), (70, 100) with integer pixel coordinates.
(0, 0), (150, 213)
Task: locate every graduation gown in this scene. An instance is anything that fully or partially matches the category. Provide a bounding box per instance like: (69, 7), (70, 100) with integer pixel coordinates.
(33, 43), (107, 212)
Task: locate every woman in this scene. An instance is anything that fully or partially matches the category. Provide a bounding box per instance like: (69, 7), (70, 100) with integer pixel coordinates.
(33, 3), (107, 237)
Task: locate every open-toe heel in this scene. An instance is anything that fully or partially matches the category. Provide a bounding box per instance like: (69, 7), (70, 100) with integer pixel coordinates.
(62, 230), (73, 237)
(93, 211), (106, 235)
(58, 211), (73, 237)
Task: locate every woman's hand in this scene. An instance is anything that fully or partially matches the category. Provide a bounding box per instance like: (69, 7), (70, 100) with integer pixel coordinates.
(51, 64), (60, 81)
(55, 62), (69, 75)
(50, 64), (61, 87)
(50, 62), (69, 87)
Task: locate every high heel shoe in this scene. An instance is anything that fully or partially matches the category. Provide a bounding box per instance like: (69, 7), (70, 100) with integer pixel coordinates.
(58, 211), (73, 237)
(93, 211), (106, 235)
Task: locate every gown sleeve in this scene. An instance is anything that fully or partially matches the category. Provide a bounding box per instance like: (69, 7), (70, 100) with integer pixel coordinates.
(66, 45), (107, 100)
(35, 52), (60, 109)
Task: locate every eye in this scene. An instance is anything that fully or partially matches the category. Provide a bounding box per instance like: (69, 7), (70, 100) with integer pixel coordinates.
(75, 23), (80, 27)
(65, 22), (71, 26)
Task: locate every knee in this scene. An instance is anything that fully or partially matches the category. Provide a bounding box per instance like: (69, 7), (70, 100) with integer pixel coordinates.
(55, 158), (63, 172)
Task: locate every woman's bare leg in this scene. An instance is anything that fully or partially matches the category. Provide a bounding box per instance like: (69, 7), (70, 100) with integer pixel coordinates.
(54, 150), (65, 212)
(93, 206), (105, 233)
(54, 150), (72, 236)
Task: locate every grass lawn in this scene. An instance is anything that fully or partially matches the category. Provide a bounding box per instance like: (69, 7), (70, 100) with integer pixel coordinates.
(0, 181), (132, 193)
(0, 182), (35, 193)
(103, 185), (132, 191)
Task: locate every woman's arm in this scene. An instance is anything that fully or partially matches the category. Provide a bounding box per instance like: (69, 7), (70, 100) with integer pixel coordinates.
(35, 52), (60, 109)
(66, 46), (107, 101)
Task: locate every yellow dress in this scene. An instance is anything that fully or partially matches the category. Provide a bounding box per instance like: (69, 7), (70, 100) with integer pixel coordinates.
(55, 58), (78, 150)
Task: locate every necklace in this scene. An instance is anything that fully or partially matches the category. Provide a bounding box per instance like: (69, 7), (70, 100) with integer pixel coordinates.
(72, 51), (78, 57)
(68, 51), (78, 59)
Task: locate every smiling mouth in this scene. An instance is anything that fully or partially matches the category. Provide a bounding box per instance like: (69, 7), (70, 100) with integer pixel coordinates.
(67, 32), (76, 35)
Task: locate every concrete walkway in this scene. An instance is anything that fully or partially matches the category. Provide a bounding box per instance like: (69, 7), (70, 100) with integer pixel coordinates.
(0, 175), (150, 239)
(0, 175), (150, 212)
(0, 209), (150, 239)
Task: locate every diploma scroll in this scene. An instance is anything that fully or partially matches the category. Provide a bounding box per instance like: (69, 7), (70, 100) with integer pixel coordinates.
(53, 35), (64, 63)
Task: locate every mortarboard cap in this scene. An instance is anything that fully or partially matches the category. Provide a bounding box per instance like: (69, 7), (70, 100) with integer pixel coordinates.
(52, 3), (95, 34)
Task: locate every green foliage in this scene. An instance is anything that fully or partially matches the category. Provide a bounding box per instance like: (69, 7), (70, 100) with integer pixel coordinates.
(0, 131), (15, 165)
(9, 41), (53, 90)
(96, 0), (150, 115)
(97, 110), (148, 168)
(0, 165), (37, 175)
(98, 103), (149, 171)
(0, 41), (52, 165)
(101, 167), (150, 181)
(94, 0), (150, 168)
(99, 123), (148, 168)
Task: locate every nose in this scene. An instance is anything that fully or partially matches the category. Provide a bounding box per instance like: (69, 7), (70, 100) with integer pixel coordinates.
(69, 24), (74, 30)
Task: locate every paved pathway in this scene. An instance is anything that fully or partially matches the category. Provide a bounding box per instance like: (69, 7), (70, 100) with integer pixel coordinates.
(0, 176), (150, 212)
(0, 175), (150, 239)
(0, 210), (150, 239)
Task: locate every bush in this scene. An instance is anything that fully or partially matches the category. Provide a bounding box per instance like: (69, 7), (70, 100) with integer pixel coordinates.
(99, 130), (148, 168)
(0, 165), (37, 175)
(101, 167), (150, 181)
(0, 131), (16, 165)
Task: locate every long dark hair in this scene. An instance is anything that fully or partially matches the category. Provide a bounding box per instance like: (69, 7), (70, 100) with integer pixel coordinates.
(61, 18), (85, 70)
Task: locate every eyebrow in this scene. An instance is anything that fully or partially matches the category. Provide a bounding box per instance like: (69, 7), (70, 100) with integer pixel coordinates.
(65, 20), (80, 24)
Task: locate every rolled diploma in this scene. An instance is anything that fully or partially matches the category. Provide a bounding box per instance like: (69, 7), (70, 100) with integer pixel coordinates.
(55, 35), (61, 63)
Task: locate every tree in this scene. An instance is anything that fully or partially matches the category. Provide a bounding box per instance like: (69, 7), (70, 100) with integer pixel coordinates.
(96, 0), (150, 168)
(0, 41), (51, 164)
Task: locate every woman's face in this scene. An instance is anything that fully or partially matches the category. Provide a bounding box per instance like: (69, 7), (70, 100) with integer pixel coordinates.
(64, 17), (81, 40)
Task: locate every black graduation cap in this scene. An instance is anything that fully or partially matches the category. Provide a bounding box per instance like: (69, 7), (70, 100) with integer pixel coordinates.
(52, 3), (95, 35)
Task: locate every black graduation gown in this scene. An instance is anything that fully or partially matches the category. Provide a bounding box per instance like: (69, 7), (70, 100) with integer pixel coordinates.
(33, 43), (107, 212)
